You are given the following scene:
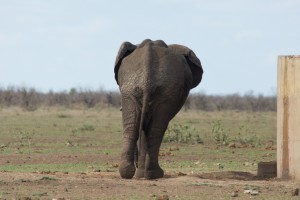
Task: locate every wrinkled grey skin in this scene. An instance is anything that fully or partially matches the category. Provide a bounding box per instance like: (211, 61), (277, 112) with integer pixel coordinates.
(114, 39), (203, 179)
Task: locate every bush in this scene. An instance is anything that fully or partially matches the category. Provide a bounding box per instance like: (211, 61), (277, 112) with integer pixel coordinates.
(163, 123), (203, 144)
(211, 120), (230, 145)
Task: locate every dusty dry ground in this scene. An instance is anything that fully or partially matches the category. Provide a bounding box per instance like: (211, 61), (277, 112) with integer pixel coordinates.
(0, 154), (300, 200)
(1, 170), (300, 200)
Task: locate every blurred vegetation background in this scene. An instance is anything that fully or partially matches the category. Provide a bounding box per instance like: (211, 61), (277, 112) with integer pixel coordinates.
(0, 87), (276, 112)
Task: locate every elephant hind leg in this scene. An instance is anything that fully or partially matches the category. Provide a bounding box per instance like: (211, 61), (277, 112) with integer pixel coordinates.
(144, 126), (166, 179)
(142, 95), (186, 179)
(119, 125), (138, 179)
(119, 161), (136, 179)
(119, 95), (141, 179)
(134, 130), (147, 178)
(134, 125), (165, 179)
(133, 128), (164, 180)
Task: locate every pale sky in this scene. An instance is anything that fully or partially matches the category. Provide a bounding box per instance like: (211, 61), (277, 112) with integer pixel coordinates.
(0, 0), (299, 95)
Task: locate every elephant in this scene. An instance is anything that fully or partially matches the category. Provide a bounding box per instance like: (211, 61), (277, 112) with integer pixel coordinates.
(114, 39), (203, 179)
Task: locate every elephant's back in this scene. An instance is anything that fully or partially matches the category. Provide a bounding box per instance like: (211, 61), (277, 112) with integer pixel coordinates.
(117, 47), (149, 92)
(155, 47), (193, 87)
(118, 44), (192, 95)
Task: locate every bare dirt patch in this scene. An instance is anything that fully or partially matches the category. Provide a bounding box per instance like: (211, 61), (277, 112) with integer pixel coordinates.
(1, 170), (300, 200)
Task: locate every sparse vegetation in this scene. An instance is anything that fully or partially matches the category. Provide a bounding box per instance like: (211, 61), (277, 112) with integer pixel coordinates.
(79, 124), (95, 132)
(57, 114), (70, 118)
(211, 120), (230, 145)
(211, 120), (263, 148)
(163, 123), (203, 143)
(14, 131), (35, 148)
(233, 134), (262, 147)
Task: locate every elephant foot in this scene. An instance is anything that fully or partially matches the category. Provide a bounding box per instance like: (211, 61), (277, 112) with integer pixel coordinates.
(144, 167), (164, 180)
(134, 168), (145, 178)
(119, 161), (136, 179)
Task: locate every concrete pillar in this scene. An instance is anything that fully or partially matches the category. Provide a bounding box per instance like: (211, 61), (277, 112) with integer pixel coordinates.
(277, 55), (300, 180)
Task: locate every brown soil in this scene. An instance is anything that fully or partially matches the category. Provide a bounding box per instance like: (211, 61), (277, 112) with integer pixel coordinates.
(0, 149), (299, 200)
(1, 170), (300, 200)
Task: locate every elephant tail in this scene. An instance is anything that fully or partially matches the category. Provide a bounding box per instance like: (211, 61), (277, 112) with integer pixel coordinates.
(136, 91), (150, 164)
(141, 90), (150, 128)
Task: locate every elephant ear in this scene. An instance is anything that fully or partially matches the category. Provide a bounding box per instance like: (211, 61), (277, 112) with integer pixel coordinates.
(168, 44), (203, 89)
(114, 42), (137, 84)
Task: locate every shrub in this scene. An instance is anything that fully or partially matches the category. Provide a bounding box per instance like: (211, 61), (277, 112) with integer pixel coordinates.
(163, 123), (203, 144)
(14, 131), (35, 148)
(79, 125), (95, 132)
(211, 120), (230, 145)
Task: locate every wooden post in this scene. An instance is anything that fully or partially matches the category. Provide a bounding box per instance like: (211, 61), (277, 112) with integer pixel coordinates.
(277, 55), (300, 180)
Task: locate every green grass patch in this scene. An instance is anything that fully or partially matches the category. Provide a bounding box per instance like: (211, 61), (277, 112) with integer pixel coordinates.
(0, 107), (276, 174)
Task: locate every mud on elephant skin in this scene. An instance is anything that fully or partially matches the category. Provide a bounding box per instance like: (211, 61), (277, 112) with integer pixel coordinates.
(114, 39), (203, 179)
